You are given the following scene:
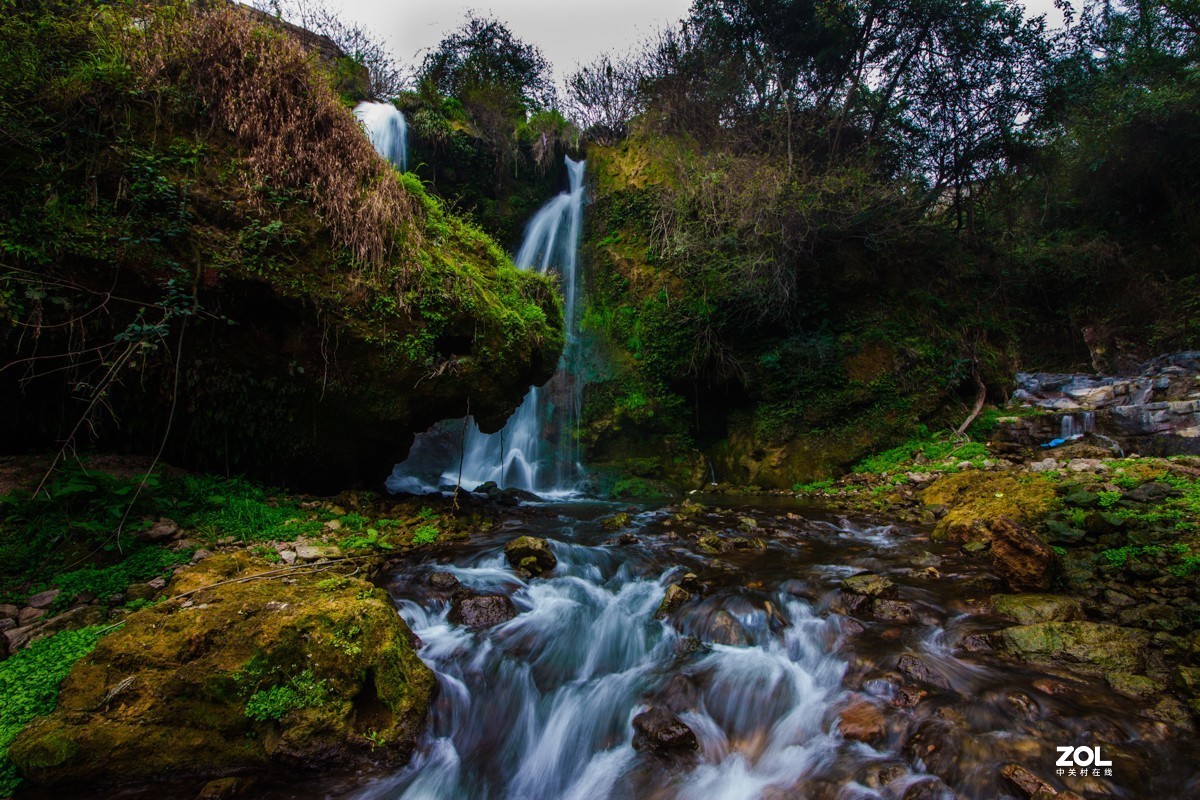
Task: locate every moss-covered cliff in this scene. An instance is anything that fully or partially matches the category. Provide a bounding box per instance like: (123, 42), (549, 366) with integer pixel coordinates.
(0, 0), (563, 490)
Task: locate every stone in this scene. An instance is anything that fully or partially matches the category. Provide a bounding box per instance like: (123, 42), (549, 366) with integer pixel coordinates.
(1000, 764), (1054, 799)
(191, 549), (214, 563)
(998, 621), (1152, 674)
(427, 572), (461, 592)
(294, 544), (341, 562)
(631, 707), (699, 755)
(896, 654), (951, 690)
(18, 607), (46, 626)
(903, 716), (963, 782)
(197, 777), (243, 798)
(1029, 458), (1059, 473)
(0, 619), (14, 633)
(989, 517), (1056, 591)
(0, 603), (17, 620)
(1124, 482), (1182, 503)
(655, 584), (692, 619)
(872, 599), (917, 623)
(838, 699), (886, 744)
(279, 550), (297, 565)
(842, 573), (895, 598)
(8, 553), (434, 789)
(991, 594), (1084, 625)
(504, 536), (557, 576)
(449, 593), (517, 629)
(1105, 672), (1163, 699)
(147, 577), (167, 591)
(709, 611), (749, 646)
(26, 589), (60, 609)
(138, 518), (180, 542)
(678, 573), (704, 594)
(5, 626), (35, 652)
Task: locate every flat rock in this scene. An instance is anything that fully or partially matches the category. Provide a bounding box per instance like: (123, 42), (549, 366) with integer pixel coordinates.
(843, 573), (895, 598)
(872, 599), (917, 623)
(18, 607), (46, 626)
(27, 589), (60, 609)
(991, 594), (1084, 624)
(294, 544), (341, 562)
(998, 621), (1152, 674)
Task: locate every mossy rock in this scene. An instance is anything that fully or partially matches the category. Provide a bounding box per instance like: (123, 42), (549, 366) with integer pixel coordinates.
(9, 554), (434, 788)
(997, 621), (1152, 675)
(921, 472), (1056, 543)
(991, 594), (1084, 624)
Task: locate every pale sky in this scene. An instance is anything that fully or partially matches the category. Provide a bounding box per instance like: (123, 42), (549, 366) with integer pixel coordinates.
(330, 0), (1068, 80)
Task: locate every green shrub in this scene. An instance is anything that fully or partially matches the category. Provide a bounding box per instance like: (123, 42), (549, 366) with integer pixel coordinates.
(411, 525), (439, 546)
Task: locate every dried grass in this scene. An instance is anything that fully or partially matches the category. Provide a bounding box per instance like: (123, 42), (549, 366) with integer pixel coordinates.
(131, 3), (419, 272)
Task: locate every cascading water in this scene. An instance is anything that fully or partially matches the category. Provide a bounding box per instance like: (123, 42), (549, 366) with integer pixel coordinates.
(390, 158), (588, 496)
(335, 502), (1196, 800)
(355, 101), (408, 171)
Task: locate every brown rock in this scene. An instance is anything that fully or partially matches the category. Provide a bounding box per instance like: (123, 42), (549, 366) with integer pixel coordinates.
(872, 599), (917, 623)
(632, 707), (698, 755)
(197, 777), (243, 798)
(990, 517), (1056, 591)
(18, 607), (46, 626)
(26, 589), (60, 609)
(449, 593), (517, 629)
(655, 584), (692, 619)
(504, 536), (557, 576)
(903, 717), (963, 782)
(139, 518), (181, 542)
(897, 654), (951, 690)
(0, 603), (19, 620)
(838, 699), (886, 744)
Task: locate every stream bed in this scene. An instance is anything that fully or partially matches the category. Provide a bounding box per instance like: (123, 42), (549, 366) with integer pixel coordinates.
(330, 498), (1198, 800)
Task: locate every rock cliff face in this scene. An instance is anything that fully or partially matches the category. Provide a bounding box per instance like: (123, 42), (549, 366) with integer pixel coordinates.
(992, 352), (1200, 458)
(0, 2), (563, 491)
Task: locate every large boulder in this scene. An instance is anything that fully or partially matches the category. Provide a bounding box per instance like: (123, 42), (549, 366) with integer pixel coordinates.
(997, 621), (1152, 674)
(504, 536), (557, 577)
(8, 553), (434, 788)
(990, 517), (1056, 591)
(921, 472), (1055, 543)
(449, 592), (518, 629)
(842, 573), (895, 598)
(632, 707), (699, 755)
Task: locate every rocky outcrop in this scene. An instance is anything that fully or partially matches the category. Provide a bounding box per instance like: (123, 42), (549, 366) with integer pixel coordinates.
(8, 553), (435, 788)
(997, 621), (1153, 674)
(991, 594), (1083, 624)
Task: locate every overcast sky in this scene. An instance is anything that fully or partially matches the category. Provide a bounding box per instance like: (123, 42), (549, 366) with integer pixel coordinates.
(330, 0), (1067, 79)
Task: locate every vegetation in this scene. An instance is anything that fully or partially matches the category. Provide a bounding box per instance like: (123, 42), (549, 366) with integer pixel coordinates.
(244, 670), (330, 722)
(0, 627), (107, 797)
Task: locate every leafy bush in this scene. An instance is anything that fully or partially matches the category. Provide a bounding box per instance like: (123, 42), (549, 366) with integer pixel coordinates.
(411, 525), (439, 546)
(52, 547), (191, 606)
(0, 626), (107, 796)
(244, 670), (329, 722)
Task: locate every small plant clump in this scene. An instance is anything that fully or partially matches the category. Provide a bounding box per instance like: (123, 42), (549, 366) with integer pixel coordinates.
(244, 670), (330, 722)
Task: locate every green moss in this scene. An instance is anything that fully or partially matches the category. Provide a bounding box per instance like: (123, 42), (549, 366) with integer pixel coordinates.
(0, 626), (107, 797)
(922, 471), (1058, 542)
(244, 670), (330, 722)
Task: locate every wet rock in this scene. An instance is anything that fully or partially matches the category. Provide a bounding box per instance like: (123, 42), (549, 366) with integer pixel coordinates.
(1000, 763), (1084, 799)
(449, 593), (517, 629)
(838, 698), (886, 744)
(998, 621), (1152, 674)
(990, 517), (1056, 591)
(891, 684), (927, 708)
(27, 589), (60, 610)
(602, 512), (630, 530)
(678, 573), (704, 594)
(903, 716), (963, 782)
(504, 536), (556, 576)
(696, 533), (729, 554)
(427, 572), (461, 592)
(991, 594), (1084, 624)
(655, 584), (692, 619)
(1005, 691), (1039, 720)
(958, 634), (992, 653)
(842, 573), (895, 598)
(709, 611), (750, 646)
(872, 600), (917, 624)
(615, 533), (638, 545)
(197, 777), (243, 798)
(138, 517), (180, 542)
(896, 654), (951, 690)
(631, 707), (698, 755)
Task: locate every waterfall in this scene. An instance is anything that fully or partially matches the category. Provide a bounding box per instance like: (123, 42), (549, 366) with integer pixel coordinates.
(354, 101), (407, 171)
(389, 158), (587, 496)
